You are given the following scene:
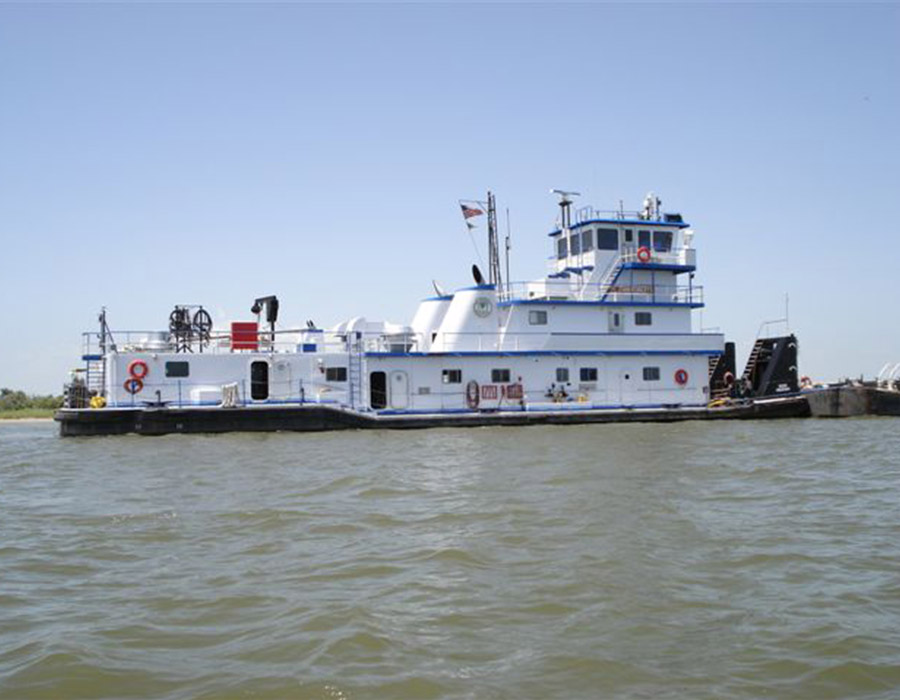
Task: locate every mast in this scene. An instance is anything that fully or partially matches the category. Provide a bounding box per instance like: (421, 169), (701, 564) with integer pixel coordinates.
(486, 191), (503, 295)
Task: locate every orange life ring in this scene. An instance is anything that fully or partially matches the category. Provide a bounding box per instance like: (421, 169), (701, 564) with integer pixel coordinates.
(675, 368), (689, 385)
(128, 359), (149, 379)
(124, 377), (143, 394)
(465, 380), (480, 409)
(723, 371), (735, 387)
(637, 246), (652, 263)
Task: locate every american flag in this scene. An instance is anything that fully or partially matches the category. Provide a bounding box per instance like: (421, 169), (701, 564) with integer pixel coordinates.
(460, 203), (484, 219)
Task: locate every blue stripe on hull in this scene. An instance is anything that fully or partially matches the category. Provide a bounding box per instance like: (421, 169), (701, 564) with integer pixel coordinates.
(365, 349), (722, 358)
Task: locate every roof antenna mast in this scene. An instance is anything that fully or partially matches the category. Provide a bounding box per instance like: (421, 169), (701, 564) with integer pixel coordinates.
(486, 191), (503, 296)
(551, 189), (581, 232)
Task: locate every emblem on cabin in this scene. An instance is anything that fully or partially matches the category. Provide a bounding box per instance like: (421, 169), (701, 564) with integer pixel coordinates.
(473, 297), (493, 318)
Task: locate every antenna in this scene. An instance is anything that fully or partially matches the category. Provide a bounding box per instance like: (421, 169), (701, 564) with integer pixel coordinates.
(505, 207), (512, 302)
(551, 189), (580, 231)
(486, 192), (503, 294)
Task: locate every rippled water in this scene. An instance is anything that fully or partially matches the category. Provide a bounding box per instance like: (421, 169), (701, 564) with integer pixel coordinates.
(2, 419), (900, 699)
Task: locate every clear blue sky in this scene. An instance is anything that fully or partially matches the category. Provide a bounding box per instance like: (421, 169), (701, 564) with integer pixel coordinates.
(1, 2), (898, 393)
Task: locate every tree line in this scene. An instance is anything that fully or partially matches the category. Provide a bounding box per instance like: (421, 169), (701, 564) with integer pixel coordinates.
(0, 388), (64, 411)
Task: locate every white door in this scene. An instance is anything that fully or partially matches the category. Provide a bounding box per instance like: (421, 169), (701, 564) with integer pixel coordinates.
(619, 368), (635, 405)
(609, 311), (624, 333)
(390, 371), (409, 409)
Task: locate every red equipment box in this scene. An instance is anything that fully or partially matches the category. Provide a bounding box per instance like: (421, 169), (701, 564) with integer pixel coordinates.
(231, 321), (259, 351)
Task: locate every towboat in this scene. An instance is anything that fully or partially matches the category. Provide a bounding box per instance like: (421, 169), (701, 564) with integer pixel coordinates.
(55, 191), (808, 435)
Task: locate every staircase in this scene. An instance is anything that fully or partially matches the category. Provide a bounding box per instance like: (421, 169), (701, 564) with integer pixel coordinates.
(742, 339), (769, 386)
(596, 256), (624, 300)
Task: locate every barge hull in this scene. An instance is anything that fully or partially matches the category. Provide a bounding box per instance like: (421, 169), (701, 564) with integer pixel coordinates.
(55, 397), (811, 437)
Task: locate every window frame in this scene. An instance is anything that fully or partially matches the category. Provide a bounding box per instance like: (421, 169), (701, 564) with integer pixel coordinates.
(569, 231), (581, 255)
(581, 229), (593, 252)
(491, 369), (511, 383)
(653, 230), (673, 252)
(442, 369), (462, 384)
(596, 228), (619, 250)
(165, 361), (190, 378)
(643, 366), (661, 381)
(579, 367), (598, 382)
(326, 367), (348, 382)
(528, 310), (548, 326)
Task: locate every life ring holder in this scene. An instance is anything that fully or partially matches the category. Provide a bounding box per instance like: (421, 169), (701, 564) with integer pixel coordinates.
(674, 368), (689, 386)
(636, 246), (652, 263)
(465, 380), (480, 410)
(723, 371), (735, 387)
(128, 359), (149, 379)
(124, 377), (144, 394)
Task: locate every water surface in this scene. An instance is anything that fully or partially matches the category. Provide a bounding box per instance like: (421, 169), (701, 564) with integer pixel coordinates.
(2, 419), (900, 699)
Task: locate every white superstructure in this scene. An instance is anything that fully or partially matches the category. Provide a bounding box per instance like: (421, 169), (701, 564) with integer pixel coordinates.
(74, 192), (724, 417)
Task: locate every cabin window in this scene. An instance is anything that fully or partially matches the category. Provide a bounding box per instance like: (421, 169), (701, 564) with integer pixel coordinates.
(581, 229), (593, 252)
(596, 228), (618, 250)
(326, 367), (347, 382)
(643, 367), (661, 381)
(442, 369), (462, 384)
(492, 369), (511, 383)
(557, 237), (568, 259)
(624, 229), (633, 243)
(635, 312), (653, 326)
(556, 368), (569, 382)
(654, 230), (673, 252)
(580, 367), (598, 381)
(529, 310), (548, 325)
(570, 232), (581, 255)
(638, 230), (652, 248)
(165, 361), (190, 378)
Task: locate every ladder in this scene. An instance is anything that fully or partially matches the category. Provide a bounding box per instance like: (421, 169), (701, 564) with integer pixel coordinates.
(84, 355), (105, 397)
(708, 356), (731, 399)
(347, 333), (364, 410)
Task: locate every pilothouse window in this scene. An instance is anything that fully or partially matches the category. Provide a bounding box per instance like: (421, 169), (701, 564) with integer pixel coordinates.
(570, 232), (581, 255)
(581, 229), (593, 252)
(557, 237), (568, 259)
(638, 230), (652, 248)
(596, 228), (618, 250)
(654, 230), (673, 252)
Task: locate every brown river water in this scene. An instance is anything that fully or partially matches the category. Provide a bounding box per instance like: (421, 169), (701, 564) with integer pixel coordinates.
(2, 418), (900, 699)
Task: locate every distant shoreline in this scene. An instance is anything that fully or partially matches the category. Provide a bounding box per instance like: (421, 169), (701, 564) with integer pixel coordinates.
(0, 412), (55, 422)
(0, 418), (54, 423)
